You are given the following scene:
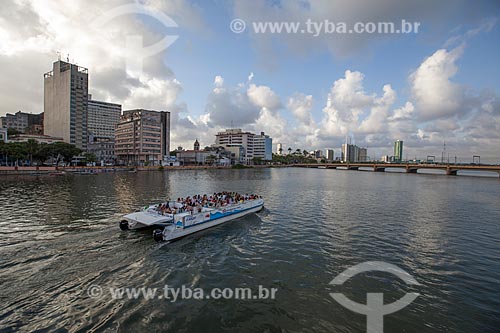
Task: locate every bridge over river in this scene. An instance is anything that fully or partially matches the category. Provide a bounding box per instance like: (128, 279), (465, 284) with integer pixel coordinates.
(292, 163), (500, 177)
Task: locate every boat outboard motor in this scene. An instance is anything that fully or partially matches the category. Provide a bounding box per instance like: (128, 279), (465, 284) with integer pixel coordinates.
(153, 229), (163, 242)
(119, 220), (129, 231)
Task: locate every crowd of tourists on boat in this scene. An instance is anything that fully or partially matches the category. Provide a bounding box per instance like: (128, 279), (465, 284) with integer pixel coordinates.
(155, 192), (261, 215)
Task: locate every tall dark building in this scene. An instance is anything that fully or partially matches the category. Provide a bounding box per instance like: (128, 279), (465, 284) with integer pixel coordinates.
(115, 109), (170, 166)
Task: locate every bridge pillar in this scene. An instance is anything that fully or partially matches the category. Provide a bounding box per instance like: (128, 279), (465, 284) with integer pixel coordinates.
(406, 168), (417, 173)
(446, 168), (458, 176)
(349, 166), (359, 170)
(374, 167), (385, 172)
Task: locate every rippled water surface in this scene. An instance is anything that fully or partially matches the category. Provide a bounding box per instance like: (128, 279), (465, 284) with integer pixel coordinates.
(1, 168), (499, 332)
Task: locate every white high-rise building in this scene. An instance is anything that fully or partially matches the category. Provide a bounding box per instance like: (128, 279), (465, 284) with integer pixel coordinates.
(215, 129), (272, 163)
(44, 60), (88, 150)
(87, 95), (121, 141)
(254, 132), (272, 161)
(277, 143), (283, 155)
(341, 144), (367, 162)
(86, 96), (121, 164)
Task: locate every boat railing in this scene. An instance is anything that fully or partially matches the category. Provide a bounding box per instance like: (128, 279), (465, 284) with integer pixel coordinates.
(149, 197), (262, 217)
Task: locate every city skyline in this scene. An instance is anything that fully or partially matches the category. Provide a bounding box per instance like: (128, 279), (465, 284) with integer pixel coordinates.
(2, 3), (500, 332)
(0, 1), (498, 161)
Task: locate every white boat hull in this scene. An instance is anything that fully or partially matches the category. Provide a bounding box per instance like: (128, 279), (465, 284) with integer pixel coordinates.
(162, 203), (263, 241)
(120, 210), (174, 230)
(163, 206), (262, 241)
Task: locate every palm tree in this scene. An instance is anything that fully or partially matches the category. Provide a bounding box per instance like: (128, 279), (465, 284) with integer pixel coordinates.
(288, 147), (292, 155)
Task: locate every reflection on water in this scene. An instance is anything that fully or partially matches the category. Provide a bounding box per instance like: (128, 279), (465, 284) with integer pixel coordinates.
(0, 168), (499, 332)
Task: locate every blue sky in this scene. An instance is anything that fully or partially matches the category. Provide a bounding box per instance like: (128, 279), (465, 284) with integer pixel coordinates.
(0, 0), (499, 160)
(166, 2), (499, 119)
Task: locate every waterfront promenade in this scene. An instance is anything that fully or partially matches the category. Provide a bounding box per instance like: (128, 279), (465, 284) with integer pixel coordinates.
(0, 165), (235, 175)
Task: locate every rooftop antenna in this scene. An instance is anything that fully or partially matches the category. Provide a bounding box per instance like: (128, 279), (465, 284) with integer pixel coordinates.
(230, 120), (234, 128)
(67, 54), (70, 62)
(443, 141), (446, 162)
(440, 140), (446, 163)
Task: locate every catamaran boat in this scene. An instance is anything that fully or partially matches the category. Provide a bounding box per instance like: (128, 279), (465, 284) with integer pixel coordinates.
(119, 194), (264, 242)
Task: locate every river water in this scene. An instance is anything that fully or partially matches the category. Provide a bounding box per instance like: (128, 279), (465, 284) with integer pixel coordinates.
(0, 168), (499, 332)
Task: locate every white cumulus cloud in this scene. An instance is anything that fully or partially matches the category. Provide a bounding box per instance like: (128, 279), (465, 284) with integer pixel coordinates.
(410, 46), (465, 120)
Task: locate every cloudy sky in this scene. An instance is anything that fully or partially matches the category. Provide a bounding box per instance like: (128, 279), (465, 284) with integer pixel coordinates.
(1, 0), (499, 161)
